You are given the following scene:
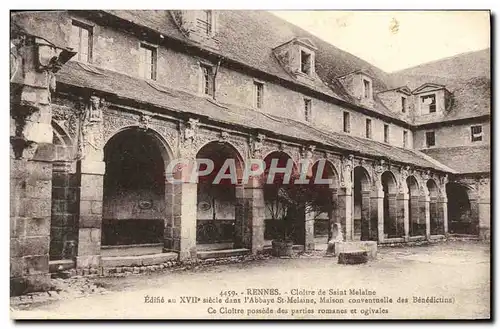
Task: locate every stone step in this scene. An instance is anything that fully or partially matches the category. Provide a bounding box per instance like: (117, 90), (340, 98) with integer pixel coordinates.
(49, 259), (75, 273)
(197, 248), (250, 260)
(101, 252), (178, 268)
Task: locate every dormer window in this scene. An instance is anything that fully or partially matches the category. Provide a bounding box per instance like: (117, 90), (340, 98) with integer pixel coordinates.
(363, 79), (372, 99)
(197, 10), (213, 35)
(301, 50), (312, 75)
(421, 94), (437, 113)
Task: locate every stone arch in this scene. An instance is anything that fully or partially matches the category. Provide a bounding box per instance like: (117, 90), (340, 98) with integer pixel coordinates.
(195, 141), (246, 250)
(447, 182), (478, 235)
(196, 138), (246, 165)
(102, 127), (172, 247)
(353, 166), (374, 241)
(382, 171), (402, 239)
(104, 125), (175, 164)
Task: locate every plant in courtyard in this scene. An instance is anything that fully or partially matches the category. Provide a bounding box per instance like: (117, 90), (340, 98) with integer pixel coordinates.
(264, 172), (334, 243)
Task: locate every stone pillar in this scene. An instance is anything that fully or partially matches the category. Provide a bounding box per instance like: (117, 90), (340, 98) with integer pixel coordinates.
(337, 187), (352, 241)
(10, 34), (73, 294)
(422, 194), (431, 240)
(370, 186), (384, 243)
(164, 175), (198, 260)
(240, 178), (266, 254)
(50, 161), (79, 261)
(328, 188), (339, 239)
(76, 160), (105, 269)
(304, 212), (315, 251)
(437, 195), (448, 235)
(477, 198), (490, 240)
(397, 191), (410, 241)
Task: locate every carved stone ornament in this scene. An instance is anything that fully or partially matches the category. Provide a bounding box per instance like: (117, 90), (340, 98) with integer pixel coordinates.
(251, 133), (265, 157)
(88, 95), (103, 122)
(184, 118), (199, 143)
(301, 145), (316, 160)
(78, 95), (105, 159)
(340, 154), (354, 188)
(138, 113), (152, 131)
(218, 130), (229, 143)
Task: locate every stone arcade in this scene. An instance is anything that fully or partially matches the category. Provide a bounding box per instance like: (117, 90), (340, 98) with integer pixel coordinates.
(10, 10), (490, 292)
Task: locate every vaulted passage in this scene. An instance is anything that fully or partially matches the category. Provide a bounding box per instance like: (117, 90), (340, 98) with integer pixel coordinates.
(102, 129), (166, 246)
(310, 160), (339, 244)
(407, 176), (424, 236)
(447, 183), (477, 235)
(382, 171), (402, 238)
(196, 142), (244, 250)
(353, 166), (374, 241)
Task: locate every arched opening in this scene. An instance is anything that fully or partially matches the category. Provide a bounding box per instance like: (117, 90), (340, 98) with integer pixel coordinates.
(447, 183), (477, 235)
(407, 176), (424, 236)
(427, 179), (443, 235)
(309, 160), (339, 245)
(196, 142), (244, 250)
(102, 129), (167, 247)
(50, 123), (78, 261)
(382, 171), (401, 238)
(263, 152), (302, 245)
(353, 166), (374, 241)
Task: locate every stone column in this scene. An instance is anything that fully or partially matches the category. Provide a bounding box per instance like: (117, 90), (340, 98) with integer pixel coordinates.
(361, 190), (371, 241)
(337, 187), (352, 241)
(397, 191), (410, 241)
(76, 159), (105, 269)
(240, 178), (266, 254)
(370, 186), (384, 244)
(164, 171), (198, 260)
(422, 193), (431, 240)
(10, 34), (74, 294)
(304, 212), (315, 251)
(50, 161), (79, 261)
(437, 195), (448, 235)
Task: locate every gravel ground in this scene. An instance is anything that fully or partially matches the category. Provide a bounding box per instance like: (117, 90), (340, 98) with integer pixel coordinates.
(11, 241), (490, 320)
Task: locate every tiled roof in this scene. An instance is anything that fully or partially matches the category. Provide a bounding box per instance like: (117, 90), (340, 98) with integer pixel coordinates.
(56, 61), (453, 173)
(103, 10), (404, 122)
(420, 145), (490, 174)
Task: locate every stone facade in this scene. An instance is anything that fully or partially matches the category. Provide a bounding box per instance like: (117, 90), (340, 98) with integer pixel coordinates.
(10, 10), (490, 293)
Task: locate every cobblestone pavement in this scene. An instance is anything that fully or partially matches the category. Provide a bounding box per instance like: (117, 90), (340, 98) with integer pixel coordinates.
(11, 241), (490, 320)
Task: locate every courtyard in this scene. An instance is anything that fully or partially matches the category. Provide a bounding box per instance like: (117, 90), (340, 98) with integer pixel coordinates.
(11, 241), (490, 320)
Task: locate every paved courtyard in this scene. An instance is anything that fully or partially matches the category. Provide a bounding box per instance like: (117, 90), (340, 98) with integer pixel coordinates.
(11, 241), (490, 320)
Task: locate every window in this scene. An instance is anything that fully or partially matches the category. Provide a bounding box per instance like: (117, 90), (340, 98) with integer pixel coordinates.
(304, 98), (312, 122)
(254, 82), (264, 109)
(343, 112), (350, 133)
(403, 130), (408, 148)
(471, 125), (483, 142)
(363, 79), (371, 99)
(384, 124), (390, 143)
(70, 21), (92, 63)
(426, 131), (436, 147)
(300, 50), (311, 75)
(197, 10), (213, 35)
(200, 64), (214, 96)
(365, 118), (372, 139)
(401, 97), (407, 113)
(139, 44), (157, 80)
(421, 94), (436, 113)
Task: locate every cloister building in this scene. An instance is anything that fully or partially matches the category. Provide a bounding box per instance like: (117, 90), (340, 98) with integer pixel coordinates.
(10, 10), (491, 291)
